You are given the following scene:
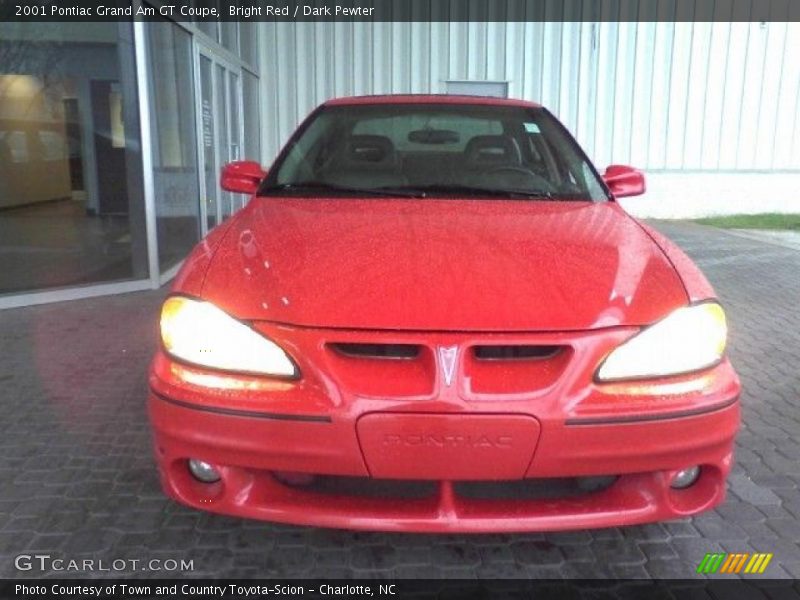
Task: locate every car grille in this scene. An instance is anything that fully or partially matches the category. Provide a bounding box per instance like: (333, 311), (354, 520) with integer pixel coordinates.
(329, 342), (421, 359)
(472, 344), (562, 360)
(454, 476), (617, 499)
(251, 321), (596, 400)
(323, 339), (572, 397)
(275, 474), (617, 501)
(291, 475), (437, 499)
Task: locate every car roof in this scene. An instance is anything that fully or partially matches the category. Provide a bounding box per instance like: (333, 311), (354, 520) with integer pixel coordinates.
(323, 94), (542, 109)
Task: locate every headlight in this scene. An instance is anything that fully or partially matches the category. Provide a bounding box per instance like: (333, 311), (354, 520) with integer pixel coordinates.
(160, 296), (297, 377)
(596, 302), (727, 382)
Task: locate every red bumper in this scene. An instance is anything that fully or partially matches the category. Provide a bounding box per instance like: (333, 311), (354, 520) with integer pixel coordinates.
(148, 324), (741, 533)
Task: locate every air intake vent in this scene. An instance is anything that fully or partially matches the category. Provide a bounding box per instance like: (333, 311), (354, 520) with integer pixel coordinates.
(454, 476), (617, 500)
(331, 343), (420, 359)
(278, 475), (437, 499)
(473, 345), (562, 360)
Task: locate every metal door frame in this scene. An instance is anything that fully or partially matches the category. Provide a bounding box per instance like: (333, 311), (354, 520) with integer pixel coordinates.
(193, 40), (245, 236)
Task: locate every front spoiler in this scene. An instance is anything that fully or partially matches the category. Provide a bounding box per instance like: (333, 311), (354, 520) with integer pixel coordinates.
(149, 389), (738, 532)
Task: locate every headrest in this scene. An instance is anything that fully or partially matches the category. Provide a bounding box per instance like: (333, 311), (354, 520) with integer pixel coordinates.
(464, 135), (522, 168)
(343, 135), (397, 166)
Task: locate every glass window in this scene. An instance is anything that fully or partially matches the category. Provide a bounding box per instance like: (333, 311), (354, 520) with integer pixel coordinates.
(239, 22), (258, 67)
(220, 22), (238, 55)
(353, 115), (502, 152)
(196, 20), (218, 41)
(216, 64), (232, 219)
(0, 22), (148, 295)
(229, 72), (240, 162)
(267, 104), (608, 201)
(228, 71), (245, 212)
(189, 0), (218, 40)
(199, 56), (217, 230)
(242, 71), (260, 161)
(146, 21), (201, 271)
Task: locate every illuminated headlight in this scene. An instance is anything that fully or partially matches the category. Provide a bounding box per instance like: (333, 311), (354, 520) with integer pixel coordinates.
(160, 296), (297, 377)
(596, 302), (727, 382)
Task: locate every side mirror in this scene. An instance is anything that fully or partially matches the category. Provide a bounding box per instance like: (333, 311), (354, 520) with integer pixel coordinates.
(602, 165), (646, 198)
(220, 160), (266, 194)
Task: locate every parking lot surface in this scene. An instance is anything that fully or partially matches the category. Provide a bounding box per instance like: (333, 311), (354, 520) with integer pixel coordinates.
(1, 221), (799, 579)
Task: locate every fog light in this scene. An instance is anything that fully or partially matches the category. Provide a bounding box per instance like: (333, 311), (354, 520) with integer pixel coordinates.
(188, 459), (221, 483)
(671, 466), (700, 489)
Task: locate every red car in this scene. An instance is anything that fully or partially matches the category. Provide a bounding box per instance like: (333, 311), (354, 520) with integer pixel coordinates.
(149, 95), (740, 532)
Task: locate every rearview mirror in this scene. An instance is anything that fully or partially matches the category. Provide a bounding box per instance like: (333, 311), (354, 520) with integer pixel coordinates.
(221, 160), (266, 194)
(602, 165), (646, 198)
(408, 129), (460, 144)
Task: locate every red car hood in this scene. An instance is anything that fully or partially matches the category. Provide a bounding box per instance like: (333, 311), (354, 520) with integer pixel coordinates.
(201, 198), (687, 331)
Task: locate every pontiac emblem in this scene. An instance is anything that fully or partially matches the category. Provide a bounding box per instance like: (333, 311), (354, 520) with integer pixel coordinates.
(438, 346), (458, 387)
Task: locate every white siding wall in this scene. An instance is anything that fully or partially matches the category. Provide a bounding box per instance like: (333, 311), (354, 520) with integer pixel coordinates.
(259, 20), (800, 174)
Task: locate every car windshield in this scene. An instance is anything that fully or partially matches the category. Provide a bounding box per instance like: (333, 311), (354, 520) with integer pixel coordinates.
(261, 103), (609, 201)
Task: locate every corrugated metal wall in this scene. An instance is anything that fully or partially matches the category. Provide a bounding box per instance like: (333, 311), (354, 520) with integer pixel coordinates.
(260, 20), (800, 172)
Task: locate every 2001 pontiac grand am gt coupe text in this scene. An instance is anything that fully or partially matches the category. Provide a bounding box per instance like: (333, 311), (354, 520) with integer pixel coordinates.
(148, 95), (740, 532)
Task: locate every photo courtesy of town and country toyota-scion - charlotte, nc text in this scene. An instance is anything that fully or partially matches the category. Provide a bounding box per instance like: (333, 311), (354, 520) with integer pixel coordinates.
(24, 2), (376, 17)
(14, 583), (397, 597)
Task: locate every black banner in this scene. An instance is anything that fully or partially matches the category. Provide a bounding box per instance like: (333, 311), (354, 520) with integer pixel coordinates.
(3, 579), (800, 600)
(2, 0), (800, 23)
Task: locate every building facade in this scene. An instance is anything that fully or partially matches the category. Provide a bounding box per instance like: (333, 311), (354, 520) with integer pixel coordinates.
(2, 12), (799, 308)
(261, 20), (800, 218)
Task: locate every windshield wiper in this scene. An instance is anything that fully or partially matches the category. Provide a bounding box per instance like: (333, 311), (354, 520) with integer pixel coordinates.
(260, 181), (423, 198)
(261, 181), (574, 200)
(383, 184), (555, 200)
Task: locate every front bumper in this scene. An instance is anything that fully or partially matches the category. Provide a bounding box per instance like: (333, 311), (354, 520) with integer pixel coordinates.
(150, 392), (738, 533)
(148, 322), (741, 532)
